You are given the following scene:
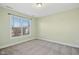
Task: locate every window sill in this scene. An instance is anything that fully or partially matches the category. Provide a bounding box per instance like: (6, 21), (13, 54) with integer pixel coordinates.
(10, 34), (31, 39)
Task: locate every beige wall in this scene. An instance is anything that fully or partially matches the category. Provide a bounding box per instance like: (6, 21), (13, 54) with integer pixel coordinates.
(37, 8), (79, 47)
(0, 7), (37, 49)
(1, 6), (79, 48)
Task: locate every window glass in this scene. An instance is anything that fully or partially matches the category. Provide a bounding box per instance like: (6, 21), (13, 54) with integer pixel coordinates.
(10, 15), (31, 37)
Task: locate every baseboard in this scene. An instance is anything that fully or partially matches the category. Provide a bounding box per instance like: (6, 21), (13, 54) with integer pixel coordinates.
(0, 39), (34, 49)
(1, 37), (79, 49)
(38, 37), (79, 48)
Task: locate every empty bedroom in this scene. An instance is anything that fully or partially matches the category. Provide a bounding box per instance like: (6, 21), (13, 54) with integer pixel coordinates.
(0, 3), (79, 55)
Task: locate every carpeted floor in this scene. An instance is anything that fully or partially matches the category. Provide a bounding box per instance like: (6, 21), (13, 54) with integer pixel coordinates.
(0, 39), (79, 55)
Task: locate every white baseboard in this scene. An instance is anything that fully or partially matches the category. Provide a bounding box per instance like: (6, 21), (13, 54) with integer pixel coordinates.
(1, 37), (79, 49)
(38, 37), (79, 48)
(0, 39), (34, 49)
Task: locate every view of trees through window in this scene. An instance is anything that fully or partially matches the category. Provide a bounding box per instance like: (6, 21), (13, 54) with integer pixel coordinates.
(10, 15), (31, 37)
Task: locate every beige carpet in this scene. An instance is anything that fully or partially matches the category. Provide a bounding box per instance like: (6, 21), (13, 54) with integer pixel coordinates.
(0, 39), (79, 55)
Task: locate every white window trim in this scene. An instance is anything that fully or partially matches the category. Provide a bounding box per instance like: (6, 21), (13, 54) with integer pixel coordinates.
(9, 15), (32, 39)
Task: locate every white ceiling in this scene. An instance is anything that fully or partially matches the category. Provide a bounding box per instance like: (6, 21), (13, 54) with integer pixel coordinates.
(0, 3), (79, 17)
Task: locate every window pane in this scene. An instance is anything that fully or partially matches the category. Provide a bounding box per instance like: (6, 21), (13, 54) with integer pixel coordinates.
(21, 18), (28, 27)
(11, 16), (21, 37)
(21, 18), (29, 35)
(12, 27), (21, 37)
(13, 16), (21, 27)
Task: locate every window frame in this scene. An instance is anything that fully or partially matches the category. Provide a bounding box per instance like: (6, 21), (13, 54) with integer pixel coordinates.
(9, 15), (32, 39)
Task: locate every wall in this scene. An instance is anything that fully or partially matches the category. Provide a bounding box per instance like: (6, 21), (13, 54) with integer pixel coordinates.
(1, 6), (79, 49)
(0, 7), (37, 49)
(37, 8), (79, 47)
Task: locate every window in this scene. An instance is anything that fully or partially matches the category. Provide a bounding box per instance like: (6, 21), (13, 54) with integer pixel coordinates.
(10, 15), (31, 37)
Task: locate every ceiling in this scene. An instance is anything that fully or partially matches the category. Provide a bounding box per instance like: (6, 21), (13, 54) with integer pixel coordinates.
(0, 3), (79, 17)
